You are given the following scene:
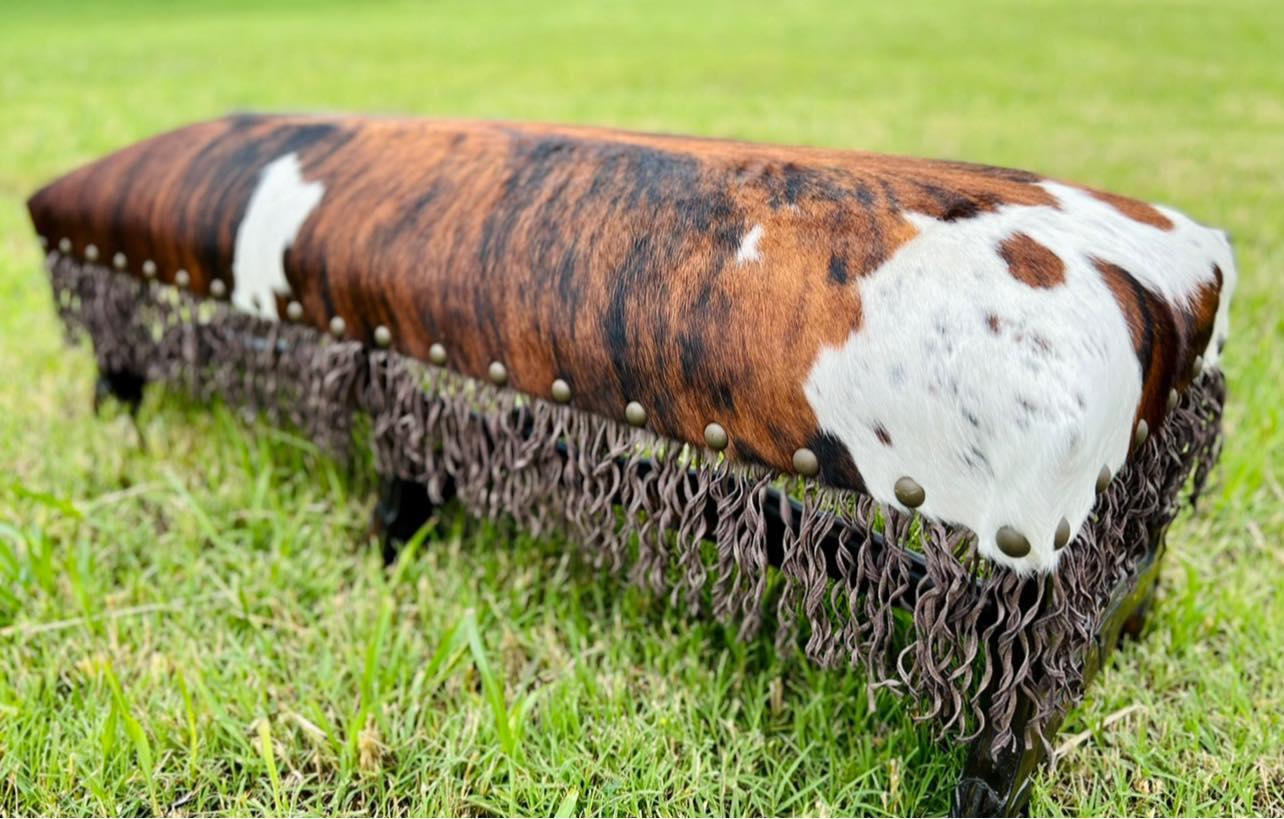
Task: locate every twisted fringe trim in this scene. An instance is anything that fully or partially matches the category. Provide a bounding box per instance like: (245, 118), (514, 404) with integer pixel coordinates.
(48, 253), (1226, 755)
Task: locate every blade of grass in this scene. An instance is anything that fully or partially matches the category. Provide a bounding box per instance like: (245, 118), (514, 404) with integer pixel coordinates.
(461, 609), (518, 759)
(175, 668), (200, 774)
(103, 664), (159, 814)
(555, 787), (580, 817)
(257, 717), (285, 814)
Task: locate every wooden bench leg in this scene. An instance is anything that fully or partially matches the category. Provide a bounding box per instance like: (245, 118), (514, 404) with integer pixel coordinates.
(953, 573), (1055, 819)
(953, 685), (1055, 816)
(93, 365), (149, 448)
(93, 366), (146, 415)
(1121, 582), (1156, 641)
(371, 475), (436, 564)
(953, 532), (1168, 817)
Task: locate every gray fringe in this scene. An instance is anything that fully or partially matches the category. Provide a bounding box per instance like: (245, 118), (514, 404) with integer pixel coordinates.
(47, 252), (1226, 756)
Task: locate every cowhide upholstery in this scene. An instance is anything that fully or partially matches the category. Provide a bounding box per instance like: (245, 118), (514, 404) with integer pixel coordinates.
(27, 115), (1236, 571)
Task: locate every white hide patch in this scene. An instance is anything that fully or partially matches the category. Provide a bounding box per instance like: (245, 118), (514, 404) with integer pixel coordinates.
(231, 153), (325, 319)
(736, 224), (764, 264)
(803, 182), (1235, 573)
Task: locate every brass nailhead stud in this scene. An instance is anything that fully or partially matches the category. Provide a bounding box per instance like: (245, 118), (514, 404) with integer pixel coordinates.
(329, 316), (346, 337)
(58, 237), (72, 253)
(174, 269), (190, 288)
(625, 401), (647, 428)
(996, 526), (1031, 558)
(286, 301), (304, 322)
(488, 360), (508, 386)
(1134, 419), (1150, 448)
(1054, 518), (1071, 550)
(1191, 355), (1204, 378)
(1096, 465), (1112, 494)
(1167, 389), (1180, 412)
(428, 342), (447, 365)
(112, 252), (127, 270)
(209, 279), (227, 298)
(792, 447), (820, 477)
(373, 324), (392, 347)
(703, 422), (728, 451)
(893, 476), (926, 508)
(84, 243), (99, 261)
(141, 260), (157, 278)
(551, 378), (572, 404)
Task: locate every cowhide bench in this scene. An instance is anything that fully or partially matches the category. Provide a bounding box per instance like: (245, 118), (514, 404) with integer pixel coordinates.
(28, 114), (1234, 816)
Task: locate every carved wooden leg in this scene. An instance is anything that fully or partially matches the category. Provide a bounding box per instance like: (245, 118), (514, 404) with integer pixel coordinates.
(371, 476), (436, 564)
(94, 366), (149, 448)
(1120, 582), (1156, 640)
(953, 684), (1056, 816)
(952, 531), (1169, 817)
(953, 583), (1054, 818)
(93, 366), (146, 415)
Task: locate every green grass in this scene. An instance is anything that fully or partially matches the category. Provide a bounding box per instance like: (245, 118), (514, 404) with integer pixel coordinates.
(1, 0), (1281, 814)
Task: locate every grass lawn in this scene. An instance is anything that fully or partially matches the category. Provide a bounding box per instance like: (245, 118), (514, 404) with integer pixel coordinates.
(1, 0), (1281, 814)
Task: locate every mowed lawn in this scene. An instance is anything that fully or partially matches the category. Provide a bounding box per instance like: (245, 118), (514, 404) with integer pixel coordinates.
(1, 0), (1281, 815)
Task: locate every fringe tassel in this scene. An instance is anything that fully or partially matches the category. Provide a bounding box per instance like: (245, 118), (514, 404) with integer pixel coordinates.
(48, 253), (1226, 755)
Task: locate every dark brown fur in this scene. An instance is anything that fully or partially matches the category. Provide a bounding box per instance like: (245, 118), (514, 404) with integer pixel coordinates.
(1093, 258), (1219, 444)
(1087, 188), (1175, 230)
(999, 232), (1066, 288)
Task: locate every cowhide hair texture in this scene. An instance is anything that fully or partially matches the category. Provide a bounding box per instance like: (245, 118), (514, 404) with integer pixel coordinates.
(30, 115), (1232, 753)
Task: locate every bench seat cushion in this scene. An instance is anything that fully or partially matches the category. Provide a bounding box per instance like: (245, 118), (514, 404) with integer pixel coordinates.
(26, 115), (1236, 571)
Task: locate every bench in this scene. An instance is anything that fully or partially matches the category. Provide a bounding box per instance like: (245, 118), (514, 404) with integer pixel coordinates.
(30, 114), (1235, 815)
